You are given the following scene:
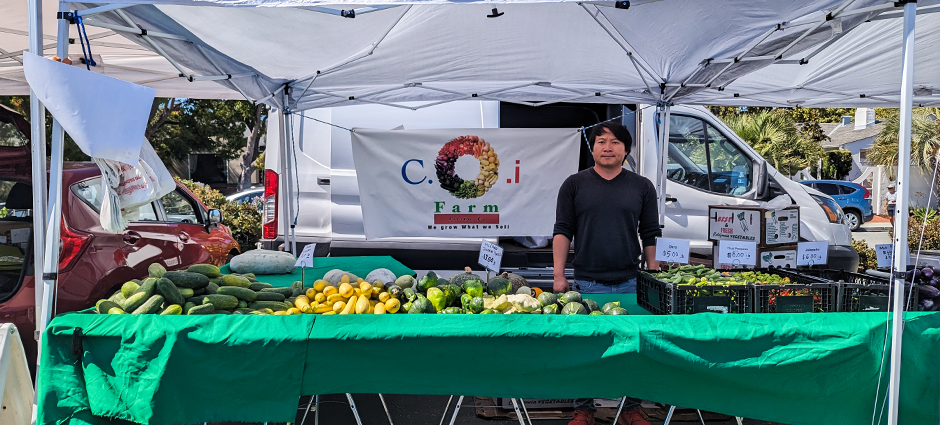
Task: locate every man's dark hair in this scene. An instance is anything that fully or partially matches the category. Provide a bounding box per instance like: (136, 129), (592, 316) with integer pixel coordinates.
(589, 122), (633, 155)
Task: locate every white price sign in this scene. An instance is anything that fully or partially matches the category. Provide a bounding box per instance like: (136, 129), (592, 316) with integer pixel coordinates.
(875, 244), (893, 268)
(797, 241), (828, 266)
(295, 243), (316, 268)
(655, 238), (690, 263)
(478, 240), (504, 272)
(717, 241), (757, 266)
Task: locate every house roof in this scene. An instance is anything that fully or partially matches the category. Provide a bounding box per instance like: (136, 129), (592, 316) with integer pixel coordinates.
(819, 121), (885, 149)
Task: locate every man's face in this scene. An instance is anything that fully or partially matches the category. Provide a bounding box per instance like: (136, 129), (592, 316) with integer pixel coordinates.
(592, 128), (627, 168)
(889, 187), (896, 193)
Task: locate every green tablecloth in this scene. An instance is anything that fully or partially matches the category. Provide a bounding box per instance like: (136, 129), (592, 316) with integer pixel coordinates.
(219, 256), (415, 288)
(37, 298), (940, 425)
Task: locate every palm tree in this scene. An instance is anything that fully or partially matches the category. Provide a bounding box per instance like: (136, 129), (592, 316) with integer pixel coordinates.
(867, 108), (940, 198)
(723, 111), (824, 175)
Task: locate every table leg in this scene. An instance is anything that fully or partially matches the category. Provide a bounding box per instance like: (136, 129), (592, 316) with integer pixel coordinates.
(518, 398), (533, 425)
(378, 394), (394, 425)
(315, 395), (320, 425)
(346, 393), (364, 425)
(447, 395), (465, 425)
(439, 395), (454, 425)
(696, 409), (705, 425)
(509, 398), (526, 425)
(299, 395), (315, 425)
(612, 397), (627, 424)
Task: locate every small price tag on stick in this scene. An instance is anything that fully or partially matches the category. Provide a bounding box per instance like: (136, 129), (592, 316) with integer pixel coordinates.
(295, 243), (316, 268)
(797, 241), (828, 266)
(478, 240), (504, 273)
(655, 238), (690, 264)
(875, 244), (894, 268)
(717, 241), (757, 266)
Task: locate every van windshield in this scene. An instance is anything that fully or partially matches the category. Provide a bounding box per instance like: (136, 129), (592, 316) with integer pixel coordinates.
(667, 115), (753, 196)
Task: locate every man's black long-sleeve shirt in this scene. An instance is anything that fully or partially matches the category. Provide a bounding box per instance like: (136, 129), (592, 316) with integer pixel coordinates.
(552, 168), (662, 282)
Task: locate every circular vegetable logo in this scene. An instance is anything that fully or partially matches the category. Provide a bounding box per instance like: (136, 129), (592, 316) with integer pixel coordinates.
(435, 135), (499, 199)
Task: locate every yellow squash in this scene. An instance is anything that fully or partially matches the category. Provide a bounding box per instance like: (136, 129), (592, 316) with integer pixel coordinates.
(338, 283), (354, 298)
(340, 296), (357, 315)
(374, 303), (386, 314)
(355, 295), (370, 314)
(385, 298), (401, 313)
(333, 301), (346, 313)
(322, 285), (338, 297)
(313, 280), (329, 292)
(294, 295), (312, 313)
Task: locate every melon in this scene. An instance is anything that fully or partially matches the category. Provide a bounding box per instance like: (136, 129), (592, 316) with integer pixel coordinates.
(366, 268), (397, 285)
(323, 269), (359, 286)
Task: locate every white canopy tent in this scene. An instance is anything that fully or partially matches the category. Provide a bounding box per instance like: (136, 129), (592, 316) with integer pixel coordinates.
(1, 0), (240, 98)
(23, 1), (929, 423)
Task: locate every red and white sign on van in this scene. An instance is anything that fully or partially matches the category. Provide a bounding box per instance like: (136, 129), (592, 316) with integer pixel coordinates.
(351, 128), (579, 239)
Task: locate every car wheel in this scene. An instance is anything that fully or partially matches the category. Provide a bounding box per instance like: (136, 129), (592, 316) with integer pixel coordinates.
(844, 210), (862, 231)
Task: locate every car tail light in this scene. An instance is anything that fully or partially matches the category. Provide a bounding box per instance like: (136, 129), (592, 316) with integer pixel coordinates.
(262, 169), (279, 240)
(59, 220), (90, 272)
(863, 187), (871, 199)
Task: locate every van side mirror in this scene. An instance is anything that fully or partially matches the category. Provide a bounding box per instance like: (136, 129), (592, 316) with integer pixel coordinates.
(206, 209), (222, 231)
(755, 160), (769, 199)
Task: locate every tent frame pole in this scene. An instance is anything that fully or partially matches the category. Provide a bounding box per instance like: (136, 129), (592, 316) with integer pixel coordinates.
(887, 3), (916, 424)
(37, 1), (71, 362)
(657, 105), (671, 227)
(27, 0), (48, 348)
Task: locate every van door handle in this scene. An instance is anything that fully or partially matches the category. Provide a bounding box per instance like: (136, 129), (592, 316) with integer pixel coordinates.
(317, 177), (331, 185)
(665, 196), (678, 203)
(123, 231), (141, 244)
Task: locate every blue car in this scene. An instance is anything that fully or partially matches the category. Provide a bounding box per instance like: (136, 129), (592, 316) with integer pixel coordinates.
(800, 180), (873, 231)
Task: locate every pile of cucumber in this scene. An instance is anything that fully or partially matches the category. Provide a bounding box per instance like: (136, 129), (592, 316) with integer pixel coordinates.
(95, 263), (306, 315)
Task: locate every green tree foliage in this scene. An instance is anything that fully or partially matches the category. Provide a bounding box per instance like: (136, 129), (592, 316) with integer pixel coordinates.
(176, 177), (261, 251)
(812, 150), (854, 180)
(709, 106), (855, 123)
(146, 98), (264, 162)
(867, 107), (940, 197)
(0, 96), (92, 160)
(720, 110), (824, 174)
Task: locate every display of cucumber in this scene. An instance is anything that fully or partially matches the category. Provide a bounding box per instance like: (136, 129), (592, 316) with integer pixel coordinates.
(96, 299), (123, 315)
(155, 277), (185, 305)
(183, 302), (196, 314)
(187, 264), (221, 278)
(254, 291), (286, 302)
(190, 294), (239, 310)
(260, 287), (293, 297)
(216, 286), (257, 302)
(206, 281), (219, 295)
(163, 271), (210, 289)
(148, 263), (166, 278)
(120, 281), (140, 299)
(135, 278), (157, 299)
(178, 287), (194, 298)
(132, 295), (164, 315)
(187, 304), (215, 315)
(248, 301), (290, 311)
(220, 275), (252, 288)
(121, 292), (149, 312)
(160, 304), (183, 315)
(249, 282), (273, 291)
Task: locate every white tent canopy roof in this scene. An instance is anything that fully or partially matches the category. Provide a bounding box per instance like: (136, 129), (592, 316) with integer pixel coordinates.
(54, 0), (901, 110)
(688, 5), (940, 108)
(0, 0), (239, 98)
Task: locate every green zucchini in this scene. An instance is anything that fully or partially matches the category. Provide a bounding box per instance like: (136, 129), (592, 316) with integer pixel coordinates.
(219, 275), (252, 288)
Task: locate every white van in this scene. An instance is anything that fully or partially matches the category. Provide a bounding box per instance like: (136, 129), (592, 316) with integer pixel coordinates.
(263, 102), (858, 272)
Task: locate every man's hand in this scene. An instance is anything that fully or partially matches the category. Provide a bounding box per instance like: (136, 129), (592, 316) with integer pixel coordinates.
(643, 245), (659, 271)
(553, 275), (570, 293)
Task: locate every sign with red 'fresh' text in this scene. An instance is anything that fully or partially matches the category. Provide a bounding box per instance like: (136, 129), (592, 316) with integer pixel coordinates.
(351, 128), (579, 239)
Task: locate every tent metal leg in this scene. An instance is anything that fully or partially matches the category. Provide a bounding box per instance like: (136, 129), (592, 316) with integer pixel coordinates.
(378, 394), (394, 425)
(315, 395), (320, 425)
(736, 417), (744, 425)
(447, 395), (464, 425)
(439, 395), (453, 425)
(663, 405), (676, 425)
(509, 398), (526, 425)
(696, 409), (706, 425)
(346, 393), (364, 425)
(888, 3), (917, 425)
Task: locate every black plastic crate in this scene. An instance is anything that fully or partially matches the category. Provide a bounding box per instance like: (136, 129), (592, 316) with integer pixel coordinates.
(728, 268), (834, 313)
(637, 271), (751, 314)
(802, 269), (919, 312)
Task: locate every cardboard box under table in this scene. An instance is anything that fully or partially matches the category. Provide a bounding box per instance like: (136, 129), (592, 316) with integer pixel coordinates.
(708, 205), (799, 246)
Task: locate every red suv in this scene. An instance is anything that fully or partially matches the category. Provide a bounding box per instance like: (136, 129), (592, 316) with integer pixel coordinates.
(0, 146), (240, 368)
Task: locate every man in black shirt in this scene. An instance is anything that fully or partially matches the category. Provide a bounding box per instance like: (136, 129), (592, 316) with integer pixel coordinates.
(552, 122), (660, 425)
